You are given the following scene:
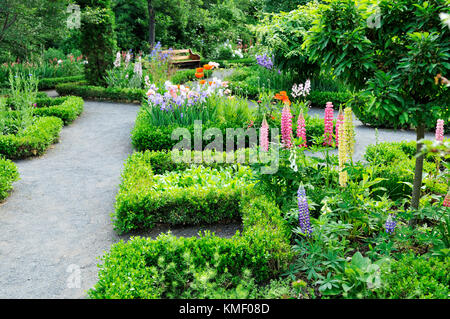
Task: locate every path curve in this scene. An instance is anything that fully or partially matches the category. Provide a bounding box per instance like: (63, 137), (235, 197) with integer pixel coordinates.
(0, 101), (139, 298)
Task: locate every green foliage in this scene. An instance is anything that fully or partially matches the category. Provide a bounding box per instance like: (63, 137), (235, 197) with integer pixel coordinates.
(305, 0), (450, 128)
(90, 190), (291, 298)
(38, 75), (85, 90)
(79, 0), (117, 86)
(33, 96), (84, 125)
(253, 1), (320, 78)
(56, 82), (145, 102)
(375, 254), (450, 299)
(308, 91), (351, 108)
(0, 0), (71, 63)
(0, 116), (63, 159)
(0, 156), (19, 201)
(170, 69), (213, 85)
(114, 155), (254, 233)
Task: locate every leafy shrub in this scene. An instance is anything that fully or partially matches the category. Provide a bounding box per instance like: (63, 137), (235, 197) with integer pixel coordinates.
(34, 96), (84, 125)
(308, 91), (351, 108)
(171, 69), (213, 85)
(114, 157), (254, 233)
(38, 75), (85, 90)
(375, 254), (450, 299)
(0, 116), (63, 159)
(56, 82), (145, 103)
(0, 157), (19, 201)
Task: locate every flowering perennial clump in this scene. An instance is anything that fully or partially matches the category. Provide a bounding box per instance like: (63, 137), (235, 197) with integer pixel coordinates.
(260, 116), (269, 152)
(256, 54), (274, 70)
(323, 102), (334, 146)
(296, 110), (307, 148)
(385, 214), (397, 234)
(435, 119), (444, 142)
(297, 184), (312, 237)
(291, 80), (311, 99)
(281, 105), (293, 149)
(338, 107), (355, 187)
(146, 78), (229, 111)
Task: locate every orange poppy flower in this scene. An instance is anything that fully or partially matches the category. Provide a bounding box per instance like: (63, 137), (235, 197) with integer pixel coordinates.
(195, 72), (204, 79)
(203, 64), (212, 71)
(196, 68), (204, 73)
(208, 81), (213, 86)
(274, 91), (291, 105)
(199, 80), (206, 85)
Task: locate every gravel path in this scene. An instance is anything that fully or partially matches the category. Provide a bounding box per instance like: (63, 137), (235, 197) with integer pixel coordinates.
(0, 101), (140, 298)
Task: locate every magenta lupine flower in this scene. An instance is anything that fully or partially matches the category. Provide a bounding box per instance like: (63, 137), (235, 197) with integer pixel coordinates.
(443, 191), (450, 207)
(281, 105), (293, 149)
(435, 119), (444, 142)
(336, 108), (344, 147)
(297, 184), (312, 237)
(297, 111), (307, 148)
(260, 117), (269, 152)
(323, 102), (334, 146)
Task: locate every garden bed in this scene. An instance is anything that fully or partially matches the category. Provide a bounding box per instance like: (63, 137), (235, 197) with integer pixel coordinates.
(90, 151), (292, 298)
(0, 116), (63, 159)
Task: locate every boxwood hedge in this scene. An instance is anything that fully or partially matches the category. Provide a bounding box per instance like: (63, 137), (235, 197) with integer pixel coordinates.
(0, 116), (63, 159)
(56, 82), (146, 103)
(38, 75), (85, 90)
(0, 157), (19, 201)
(34, 96), (84, 125)
(90, 151), (292, 298)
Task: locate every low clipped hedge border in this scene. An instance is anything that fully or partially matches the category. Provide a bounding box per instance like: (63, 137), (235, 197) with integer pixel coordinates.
(0, 157), (19, 201)
(56, 82), (146, 103)
(38, 75), (85, 90)
(34, 96), (84, 125)
(0, 116), (63, 159)
(90, 150), (292, 298)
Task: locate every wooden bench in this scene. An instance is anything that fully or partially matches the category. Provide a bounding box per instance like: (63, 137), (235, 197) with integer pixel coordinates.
(161, 49), (201, 69)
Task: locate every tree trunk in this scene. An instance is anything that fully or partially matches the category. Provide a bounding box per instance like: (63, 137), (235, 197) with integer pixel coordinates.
(410, 124), (425, 224)
(148, 0), (155, 49)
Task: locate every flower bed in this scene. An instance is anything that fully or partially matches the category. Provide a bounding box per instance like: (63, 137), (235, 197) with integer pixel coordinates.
(0, 116), (63, 159)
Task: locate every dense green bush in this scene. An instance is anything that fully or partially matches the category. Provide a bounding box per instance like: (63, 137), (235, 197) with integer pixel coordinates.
(170, 69), (213, 85)
(0, 116), (63, 159)
(90, 157), (292, 298)
(114, 154), (255, 233)
(375, 254), (450, 299)
(79, 0), (117, 86)
(365, 141), (446, 199)
(0, 157), (19, 201)
(308, 91), (351, 109)
(34, 96), (84, 125)
(56, 82), (145, 103)
(38, 75), (85, 90)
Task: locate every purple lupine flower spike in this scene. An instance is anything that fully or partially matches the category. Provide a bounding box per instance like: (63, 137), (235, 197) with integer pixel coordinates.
(297, 183), (312, 237)
(385, 214), (397, 234)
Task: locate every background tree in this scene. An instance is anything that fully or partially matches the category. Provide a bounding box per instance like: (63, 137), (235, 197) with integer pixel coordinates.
(78, 0), (117, 86)
(0, 0), (70, 62)
(304, 0), (450, 211)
